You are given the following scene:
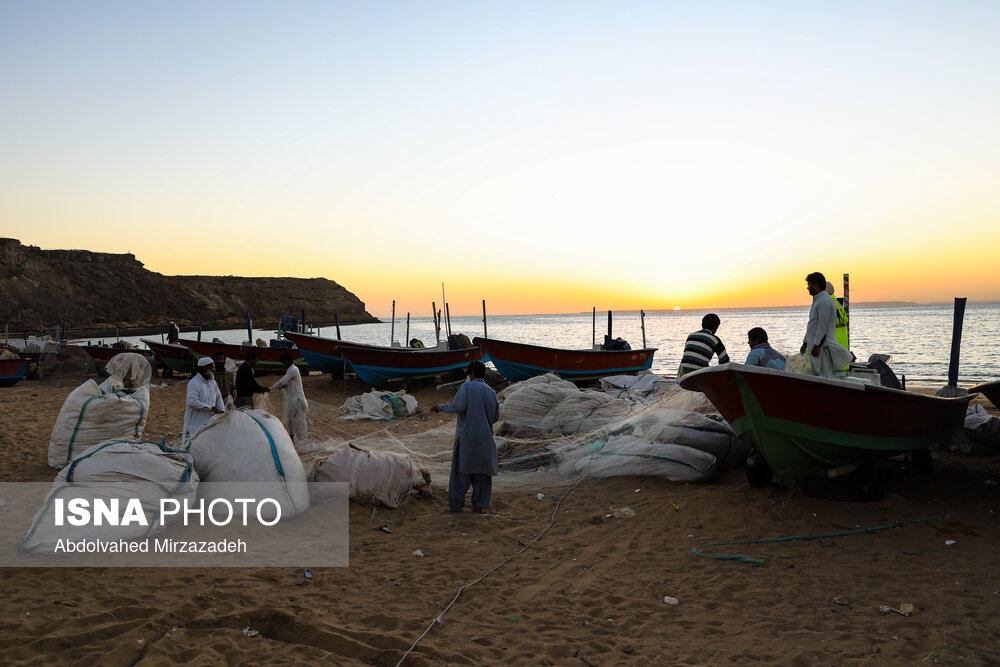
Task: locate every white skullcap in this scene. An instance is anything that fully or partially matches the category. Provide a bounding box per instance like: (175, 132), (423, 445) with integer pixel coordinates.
(825, 281), (835, 295)
(197, 357), (214, 367)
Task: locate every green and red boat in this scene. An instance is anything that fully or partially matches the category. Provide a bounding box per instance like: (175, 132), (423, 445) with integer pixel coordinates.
(140, 338), (197, 377)
(180, 338), (308, 374)
(678, 363), (971, 482)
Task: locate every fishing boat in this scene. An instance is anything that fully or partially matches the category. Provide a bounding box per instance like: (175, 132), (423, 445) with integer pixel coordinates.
(282, 331), (389, 375)
(678, 363), (971, 482)
(140, 338), (197, 378)
(0, 358), (28, 387)
(180, 338), (308, 374)
(473, 337), (657, 382)
(74, 344), (156, 370)
(970, 380), (1000, 411)
(336, 344), (484, 387)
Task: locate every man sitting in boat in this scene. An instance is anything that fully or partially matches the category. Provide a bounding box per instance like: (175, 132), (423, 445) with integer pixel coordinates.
(745, 327), (786, 370)
(802, 272), (854, 379)
(678, 313), (730, 377)
(167, 320), (180, 344)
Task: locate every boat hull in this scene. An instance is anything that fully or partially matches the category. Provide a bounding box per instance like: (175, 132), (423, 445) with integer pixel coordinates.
(0, 359), (27, 387)
(473, 337), (656, 382)
(140, 338), (197, 375)
(282, 331), (412, 375)
(180, 338), (308, 373)
(75, 345), (157, 369)
(970, 380), (1000, 411)
(337, 345), (484, 387)
(679, 363), (971, 480)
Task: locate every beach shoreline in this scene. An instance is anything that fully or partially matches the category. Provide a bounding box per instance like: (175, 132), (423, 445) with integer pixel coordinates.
(1, 373), (999, 664)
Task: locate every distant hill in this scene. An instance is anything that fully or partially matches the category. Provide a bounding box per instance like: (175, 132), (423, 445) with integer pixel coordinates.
(0, 238), (377, 331)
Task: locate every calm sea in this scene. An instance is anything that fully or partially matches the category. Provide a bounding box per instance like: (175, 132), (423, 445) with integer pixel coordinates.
(114, 303), (1000, 386)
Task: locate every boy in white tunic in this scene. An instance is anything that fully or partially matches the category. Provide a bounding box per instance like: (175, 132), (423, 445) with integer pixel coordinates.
(270, 353), (308, 445)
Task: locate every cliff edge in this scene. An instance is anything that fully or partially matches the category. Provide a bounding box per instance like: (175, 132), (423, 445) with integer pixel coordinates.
(0, 238), (377, 330)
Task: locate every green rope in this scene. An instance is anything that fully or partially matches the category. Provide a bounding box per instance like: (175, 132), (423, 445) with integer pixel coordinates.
(692, 513), (952, 566)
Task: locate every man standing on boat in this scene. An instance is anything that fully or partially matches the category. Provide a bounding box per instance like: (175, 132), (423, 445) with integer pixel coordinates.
(745, 327), (786, 370)
(182, 356), (224, 445)
(270, 353), (308, 445)
(678, 313), (730, 377)
(803, 272), (854, 378)
(431, 360), (500, 514)
(167, 320), (180, 344)
(234, 352), (269, 408)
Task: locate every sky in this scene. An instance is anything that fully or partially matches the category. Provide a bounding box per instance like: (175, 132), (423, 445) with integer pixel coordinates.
(2, 1), (999, 317)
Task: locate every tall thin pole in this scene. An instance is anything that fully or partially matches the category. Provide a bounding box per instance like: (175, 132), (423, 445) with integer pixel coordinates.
(390, 300), (396, 345)
(844, 273), (851, 322)
(405, 313), (410, 346)
(445, 303), (452, 338)
(607, 310), (612, 342)
(432, 302), (439, 344)
(198, 320), (203, 342)
(335, 313), (342, 340)
(245, 312), (252, 345)
(592, 307), (596, 349)
(947, 297), (968, 388)
(482, 300), (488, 338)
(641, 309), (646, 349)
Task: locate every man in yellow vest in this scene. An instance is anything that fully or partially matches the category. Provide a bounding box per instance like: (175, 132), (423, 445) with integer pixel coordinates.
(825, 281), (849, 349)
(826, 281), (851, 371)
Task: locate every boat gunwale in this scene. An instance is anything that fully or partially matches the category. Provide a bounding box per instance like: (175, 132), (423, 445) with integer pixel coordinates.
(473, 336), (657, 356)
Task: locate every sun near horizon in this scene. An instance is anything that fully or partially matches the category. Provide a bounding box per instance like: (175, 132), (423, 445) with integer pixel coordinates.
(4, 3), (1000, 316)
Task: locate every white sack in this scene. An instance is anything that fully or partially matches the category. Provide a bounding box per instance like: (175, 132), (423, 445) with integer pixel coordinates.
(339, 390), (418, 420)
(566, 434), (717, 482)
(104, 352), (153, 388)
(22, 440), (198, 553)
(48, 377), (150, 469)
(311, 444), (427, 508)
(187, 409), (309, 519)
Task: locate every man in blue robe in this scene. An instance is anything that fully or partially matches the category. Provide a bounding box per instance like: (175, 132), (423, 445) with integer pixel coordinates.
(432, 361), (500, 514)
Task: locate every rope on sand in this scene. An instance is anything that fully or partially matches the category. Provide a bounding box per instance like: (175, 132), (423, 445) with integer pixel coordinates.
(394, 477), (585, 667)
(692, 512), (953, 566)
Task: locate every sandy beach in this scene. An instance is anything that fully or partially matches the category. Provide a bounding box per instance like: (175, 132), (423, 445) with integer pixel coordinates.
(1, 372), (1000, 665)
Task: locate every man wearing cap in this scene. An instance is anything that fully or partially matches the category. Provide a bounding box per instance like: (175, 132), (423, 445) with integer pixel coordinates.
(182, 356), (225, 444)
(167, 320), (180, 344)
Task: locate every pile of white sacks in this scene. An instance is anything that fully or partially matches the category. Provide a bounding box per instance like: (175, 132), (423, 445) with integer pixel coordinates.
(29, 367), (430, 552)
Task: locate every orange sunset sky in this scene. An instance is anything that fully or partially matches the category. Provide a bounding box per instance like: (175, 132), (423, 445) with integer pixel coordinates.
(3, 3), (999, 317)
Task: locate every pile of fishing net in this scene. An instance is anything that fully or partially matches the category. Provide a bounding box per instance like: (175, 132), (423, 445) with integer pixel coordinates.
(493, 374), (748, 481)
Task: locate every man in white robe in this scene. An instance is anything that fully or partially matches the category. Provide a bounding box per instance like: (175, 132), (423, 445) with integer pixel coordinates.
(183, 356), (224, 444)
(803, 272), (854, 378)
(270, 353), (308, 445)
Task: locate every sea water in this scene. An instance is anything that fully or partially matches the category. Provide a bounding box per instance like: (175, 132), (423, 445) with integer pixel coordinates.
(118, 303), (1000, 385)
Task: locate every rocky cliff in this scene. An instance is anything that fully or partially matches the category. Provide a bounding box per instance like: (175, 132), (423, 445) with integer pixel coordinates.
(0, 238), (377, 330)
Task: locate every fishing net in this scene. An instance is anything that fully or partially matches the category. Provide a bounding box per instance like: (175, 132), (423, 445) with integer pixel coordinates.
(286, 373), (748, 499)
(38, 345), (97, 387)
